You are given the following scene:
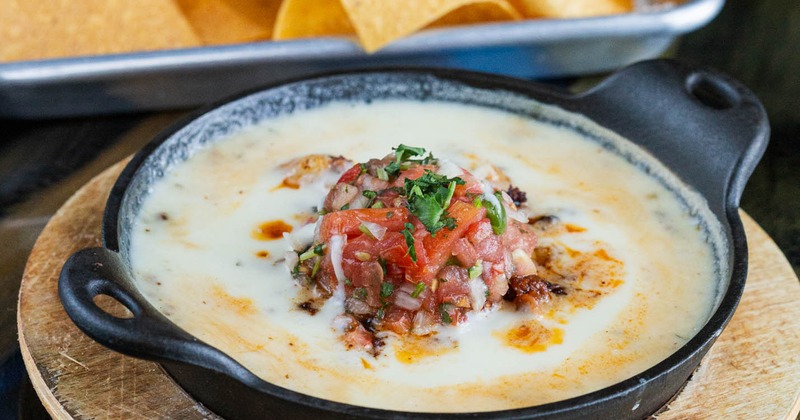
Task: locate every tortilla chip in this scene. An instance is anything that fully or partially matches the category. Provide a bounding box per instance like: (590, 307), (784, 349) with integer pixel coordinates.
(340, 0), (520, 53)
(273, 0), (356, 40)
(0, 0), (202, 62)
(429, 2), (521, 28)
(223, 0), (283, 36)
(175, 0), (282, 44)
(508, 0), (632, 18)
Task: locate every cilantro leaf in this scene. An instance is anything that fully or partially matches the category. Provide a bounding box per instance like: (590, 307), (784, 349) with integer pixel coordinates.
(404, 170), (465, 235)
(380, 282), (395, 298)
(402, 222), (417, 262)
(393, 144), (426, 163)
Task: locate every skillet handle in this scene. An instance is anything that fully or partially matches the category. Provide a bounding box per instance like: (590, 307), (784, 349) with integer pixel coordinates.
(570, 59), (769, 210)
(59, 247), (262, 386)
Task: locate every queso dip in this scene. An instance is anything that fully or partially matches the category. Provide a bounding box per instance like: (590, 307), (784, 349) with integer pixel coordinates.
(128, 99), (723, 412)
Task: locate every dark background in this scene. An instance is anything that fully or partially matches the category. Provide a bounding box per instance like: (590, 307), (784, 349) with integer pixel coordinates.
(1, 0), (798, 417)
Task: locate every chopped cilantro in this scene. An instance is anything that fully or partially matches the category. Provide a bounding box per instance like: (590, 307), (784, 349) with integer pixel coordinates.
(380, 282), (395, 298)
(354, 287), (367, 300)
(386, 211), (394, 219)
(404, 170), (464, 234)
(402, 222), (417, 262)
(359, 163), (368, 174)
(344, 278), (352, 286)
(385, 161), (401, 178)
(411, 281), (426, 298)
(340, 203), (350, 211)
(362, 190), (377, 207)
(371, 201), (385, 209)
(439, 303), (453, 324)
(393, 144), (426, 162)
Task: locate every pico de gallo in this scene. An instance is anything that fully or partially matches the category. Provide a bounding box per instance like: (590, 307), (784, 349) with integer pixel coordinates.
(287, 145), (542, 353)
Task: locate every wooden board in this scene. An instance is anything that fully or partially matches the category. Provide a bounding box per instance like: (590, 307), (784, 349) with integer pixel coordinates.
(17, 160), (800, 419)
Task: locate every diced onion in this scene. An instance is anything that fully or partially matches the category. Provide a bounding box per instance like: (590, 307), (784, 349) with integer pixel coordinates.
(436, 159), (463, 179)
(283, 218), (320, 251)
(512, 248), (538, 277)
(394, 286), (423, 311)
(412, 311), (437, 336)
(359, 219), (387, 241)
(469, 277), (488, 311)
(283, 251), (299, 273)
(332, 314), (353, 332)
(329, 234), (347, 284)
(345, 298), (373, 315)
(500, 191), (529, 223)
(349, 194), (370, 210)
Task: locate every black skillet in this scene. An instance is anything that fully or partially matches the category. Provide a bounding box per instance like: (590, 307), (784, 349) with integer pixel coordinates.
(58, 59), (768, 419)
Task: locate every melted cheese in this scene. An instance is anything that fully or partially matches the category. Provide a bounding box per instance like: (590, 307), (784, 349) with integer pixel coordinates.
(129, 100), (721, 412)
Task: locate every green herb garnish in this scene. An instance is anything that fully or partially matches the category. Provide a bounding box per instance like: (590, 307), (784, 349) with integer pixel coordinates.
(362, 190), (378, 207)
(380, 282), (395, 298)
(354, 287), (367, 301)
(411, 281), (426, 298)
(393, 144), (426, 162)
(404, 170), (464, 235)
(439, 303), (453, 324)
(402, 222), (417, 262)
(340, 203), (350, 211)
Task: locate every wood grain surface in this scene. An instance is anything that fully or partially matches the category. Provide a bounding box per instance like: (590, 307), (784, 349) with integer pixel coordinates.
(16, 161), (800, 419)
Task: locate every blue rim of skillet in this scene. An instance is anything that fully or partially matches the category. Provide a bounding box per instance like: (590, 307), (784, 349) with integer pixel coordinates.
(60, 58), (769, 419)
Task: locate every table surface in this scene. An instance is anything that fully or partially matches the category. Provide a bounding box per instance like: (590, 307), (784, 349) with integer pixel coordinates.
(2, 0), (800, 416)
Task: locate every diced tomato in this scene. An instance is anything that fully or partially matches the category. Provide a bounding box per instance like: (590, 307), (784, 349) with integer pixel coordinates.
(406, 201), (486, 282)
(337, 164), (362, 184)
(452, 171), (483, 198)
(436, 266), (471, 308)
(320, 207), (409, 241)
(473, 233), (504, 262)
(376, 232), (416, 271)
(391, 164), (432, 187)
(342, 259), (383, 307)
(466, 218), (494, 245)
(380, 306), (413, 335)
(483, 261), (509, 303)
(452, 238), (477, 268)
(501, 219), (538, 255)
(338, 315), (374, 350)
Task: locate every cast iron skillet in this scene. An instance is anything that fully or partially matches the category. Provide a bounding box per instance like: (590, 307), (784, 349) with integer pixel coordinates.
(59, 59), (768, 419)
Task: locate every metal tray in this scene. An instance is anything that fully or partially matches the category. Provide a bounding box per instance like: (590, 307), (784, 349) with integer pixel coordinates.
(0, 0), (723, 119)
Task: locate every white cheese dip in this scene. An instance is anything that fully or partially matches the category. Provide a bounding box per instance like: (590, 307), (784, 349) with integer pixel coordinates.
(129, 100), (722, 412)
